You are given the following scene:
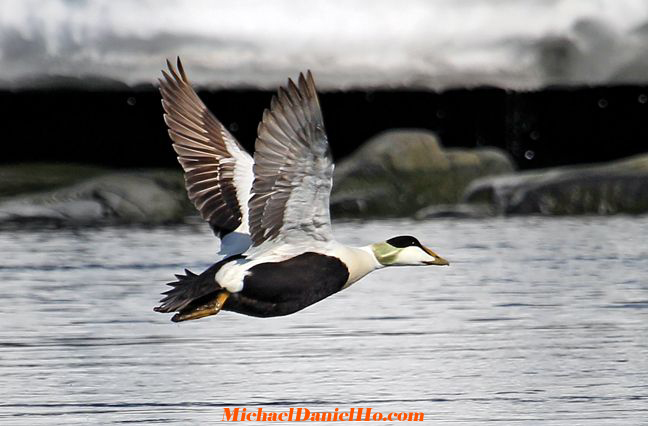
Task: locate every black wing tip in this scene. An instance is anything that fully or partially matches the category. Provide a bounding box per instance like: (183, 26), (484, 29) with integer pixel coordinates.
(162, 56), (186, 83)
(176, 57), (187, 80)
(160, 69), (173, 85)
(283, 70), (318, 104)
(297, 70), (316, 89)
(307, 71), (318, 96)
(164, 56), (182, 68)
(260, 71), (319, 127)
(287, 77), (301, 95)
(297, 72), (308, 90)
(277, 86), (293, 107)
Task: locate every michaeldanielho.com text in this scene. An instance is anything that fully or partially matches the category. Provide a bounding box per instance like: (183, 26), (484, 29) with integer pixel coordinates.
(222, 407), (424, 422)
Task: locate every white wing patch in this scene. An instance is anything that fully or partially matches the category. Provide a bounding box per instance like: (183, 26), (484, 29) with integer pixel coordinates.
(247, 71), (334, 253)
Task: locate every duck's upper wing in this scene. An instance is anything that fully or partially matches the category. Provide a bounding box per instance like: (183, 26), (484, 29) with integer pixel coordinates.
(159, 58), (254, 239)
(247, 71), (334, 250)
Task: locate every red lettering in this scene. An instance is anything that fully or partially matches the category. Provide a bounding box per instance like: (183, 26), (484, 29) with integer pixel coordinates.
(410, 412), (424, 421)
(296, 408), (310, 421)
(354, 408), (363, 420)
(222, 408), (239, 421)
(365, 408), (372, 421)
(223, 406), (423, 422)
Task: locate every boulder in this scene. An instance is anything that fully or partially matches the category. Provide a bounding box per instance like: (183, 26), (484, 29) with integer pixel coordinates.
(0, 163), (107, 198)
(0, 168), (193, 226)
(463, 153), (648, 215)
(330, 129), (514, 217)
(414, 203), (495, 219)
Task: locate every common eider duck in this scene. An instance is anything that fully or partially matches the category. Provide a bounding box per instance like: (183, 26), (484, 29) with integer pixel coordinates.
(154, 58), (449, 321)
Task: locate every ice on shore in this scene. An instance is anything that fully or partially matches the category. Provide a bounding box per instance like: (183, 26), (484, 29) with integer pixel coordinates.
(1, 0), (648, 89)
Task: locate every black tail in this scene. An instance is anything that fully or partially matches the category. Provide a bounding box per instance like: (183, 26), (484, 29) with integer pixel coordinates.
(153, 255), (242, 315)
(153, 268), (217, 313)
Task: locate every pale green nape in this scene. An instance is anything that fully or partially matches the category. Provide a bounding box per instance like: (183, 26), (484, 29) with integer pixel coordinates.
(370, 242), (400, 265)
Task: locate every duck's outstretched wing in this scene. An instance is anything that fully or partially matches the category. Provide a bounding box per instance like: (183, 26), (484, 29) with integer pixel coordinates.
(248, 71), (334, 249)
(159, 58), (254, 240)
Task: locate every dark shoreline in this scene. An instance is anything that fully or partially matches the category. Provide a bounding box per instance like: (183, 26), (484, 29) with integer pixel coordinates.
(2, 84), (648, 170)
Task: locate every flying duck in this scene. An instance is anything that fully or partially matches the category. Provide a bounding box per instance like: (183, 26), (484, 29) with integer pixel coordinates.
(154, 58), (449, 322)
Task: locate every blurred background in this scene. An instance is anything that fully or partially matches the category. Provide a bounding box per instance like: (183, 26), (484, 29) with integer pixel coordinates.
(2, 1), (648, 424)
(2, 0), (648, 222)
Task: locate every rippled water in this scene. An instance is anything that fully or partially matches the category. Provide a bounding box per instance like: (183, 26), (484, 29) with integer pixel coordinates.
(1, 217), (647, 424)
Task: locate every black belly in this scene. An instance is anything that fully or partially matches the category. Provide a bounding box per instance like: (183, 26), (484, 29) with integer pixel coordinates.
(223, 252), (350, 317)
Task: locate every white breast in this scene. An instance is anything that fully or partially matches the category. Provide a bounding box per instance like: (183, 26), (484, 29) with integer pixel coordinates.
(330, 245), (382, 289)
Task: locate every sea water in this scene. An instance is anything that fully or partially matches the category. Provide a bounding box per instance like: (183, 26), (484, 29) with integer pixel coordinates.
(1, 217), (647, 424)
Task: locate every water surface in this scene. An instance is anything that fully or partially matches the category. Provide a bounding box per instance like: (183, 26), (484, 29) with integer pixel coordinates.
(1, 217), (647, 424)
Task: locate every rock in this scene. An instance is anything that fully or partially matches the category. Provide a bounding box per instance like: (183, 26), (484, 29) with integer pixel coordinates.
(0, 163), (108, 198)
(0, 169), (193, 226)
(330, 129), (515, 217)
(463, 154), (648, 215)
(414, 203), (495, 219)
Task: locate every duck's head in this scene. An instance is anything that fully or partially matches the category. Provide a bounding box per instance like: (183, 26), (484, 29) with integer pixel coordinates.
(371, 235), (449, 267)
